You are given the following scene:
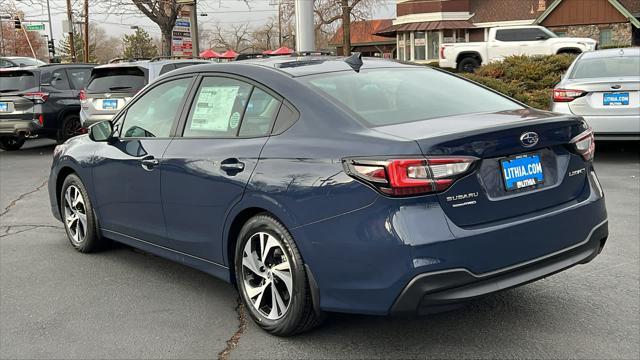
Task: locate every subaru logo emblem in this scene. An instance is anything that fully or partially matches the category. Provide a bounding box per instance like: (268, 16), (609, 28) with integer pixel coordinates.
(520, 132), (539, 147)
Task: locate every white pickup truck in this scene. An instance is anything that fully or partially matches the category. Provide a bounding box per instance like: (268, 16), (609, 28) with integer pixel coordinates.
(439, 25), (597, 72)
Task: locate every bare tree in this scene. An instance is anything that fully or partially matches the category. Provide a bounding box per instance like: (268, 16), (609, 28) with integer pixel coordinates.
(206, 22), (253, 53)
(252, 17), (278, 51)
(98, 0), (251, 56)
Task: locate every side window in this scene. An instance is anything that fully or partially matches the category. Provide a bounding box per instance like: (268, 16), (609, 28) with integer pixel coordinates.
(159, 64), (175, 75)
(496, 28), (548, 42)
(183, 77), (252, 138)
(50, 69), (70, 90)
(121, 77), (191, 138)
(238, 88), (280, 137)
(0, 59), (14, 68)
(67, 68), (92, 89)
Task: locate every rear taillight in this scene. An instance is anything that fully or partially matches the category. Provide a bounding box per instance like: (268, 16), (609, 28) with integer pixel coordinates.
(553, 88), (586, 102)
(440, 46), (446, 59)
(343, 156), (477, 197)
(79, 89), (86, 101)
(570, 128), (595, 161)
(38, 114), (43, 125)
(21, 92), (49, 103)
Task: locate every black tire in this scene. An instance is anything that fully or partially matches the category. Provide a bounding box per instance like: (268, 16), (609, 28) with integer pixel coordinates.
(235, 214), (324, 336)
(0, 136), (25, 151)
(57, 114), (81, 144)
(457, 57), (480, 73)
(60, 174), (106, 253)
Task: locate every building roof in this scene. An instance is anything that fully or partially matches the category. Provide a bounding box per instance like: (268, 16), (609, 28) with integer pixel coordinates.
(329, 19), (396, 46)
(470, 0), (544, 23)
(536, 0), (640, 28)
(376, 20), (476, 36)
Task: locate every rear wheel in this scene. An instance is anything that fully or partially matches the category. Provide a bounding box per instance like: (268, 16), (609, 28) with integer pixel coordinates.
(457, 57), (480, 73)
(0, 136), (25, 151)
(57, 114), (81, 144)
(235, 214), (324, 336)
(61, 174), (106, 253)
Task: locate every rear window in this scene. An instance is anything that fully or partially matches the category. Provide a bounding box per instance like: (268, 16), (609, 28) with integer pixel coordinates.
(86, 67), (147, 93)
(570, 56), (640, 79)
(0, 70), (38, 92)
(299, 68), (523, 127)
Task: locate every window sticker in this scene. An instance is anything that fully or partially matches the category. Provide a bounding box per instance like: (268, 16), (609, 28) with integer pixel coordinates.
(190, 86), (240, 131)
(229, 111), (241, 128)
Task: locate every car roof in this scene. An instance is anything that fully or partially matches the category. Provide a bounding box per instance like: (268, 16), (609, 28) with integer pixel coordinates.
(94, 58), (210, 70)
(580, 47), (640, 59)
(171, 56), (417, 78)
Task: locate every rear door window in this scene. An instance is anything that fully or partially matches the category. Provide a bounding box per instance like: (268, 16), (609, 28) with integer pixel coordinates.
(0, 70), (38, 92)
(495, 28), (552, 41)
(50, 69), (71, 90)
(238, 88), (280, 137)
(183, 77), (253, 138)
(67, 68), (92, 89)
(87, 67), (147, 93)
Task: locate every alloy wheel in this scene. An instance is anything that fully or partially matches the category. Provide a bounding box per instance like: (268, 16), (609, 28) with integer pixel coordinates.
(63, 185), (88, 245)
(241, 232), (293, 320)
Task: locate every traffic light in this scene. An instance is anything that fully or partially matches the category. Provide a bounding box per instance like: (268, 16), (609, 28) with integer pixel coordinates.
(48, 39), (56, 56)
(14, 16), (21, 29)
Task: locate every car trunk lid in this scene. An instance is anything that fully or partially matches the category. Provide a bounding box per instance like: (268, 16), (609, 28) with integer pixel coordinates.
(563, 78), (639, 116)
(372, 109), (590, 227)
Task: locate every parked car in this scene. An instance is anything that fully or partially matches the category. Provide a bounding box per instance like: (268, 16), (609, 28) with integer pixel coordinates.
(552, 48), (640, 140)
(0, 63), (95, 150)
(49, 56), (607, 336)
(80, 57), (210, 127)
(0, 56), (47, 68)
(439, 25), (597, 72)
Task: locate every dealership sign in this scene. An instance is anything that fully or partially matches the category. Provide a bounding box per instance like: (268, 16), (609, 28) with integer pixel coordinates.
(171, 5), (193, 57)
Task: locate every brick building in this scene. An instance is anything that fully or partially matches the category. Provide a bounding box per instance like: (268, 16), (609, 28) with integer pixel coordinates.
(370, 0), (640, 63)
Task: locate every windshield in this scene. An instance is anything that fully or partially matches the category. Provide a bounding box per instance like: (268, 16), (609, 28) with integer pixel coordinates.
(13, 57), (46, 67)
(87, 67), (147, 93)
(0, 71), (37, 92)
(570, 56), (640, 79)
(299, 68), (523, 127)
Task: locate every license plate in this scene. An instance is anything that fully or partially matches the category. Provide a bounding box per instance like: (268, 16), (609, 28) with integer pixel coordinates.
(102, 99), (118, 110)
(0, 102), (9, 112)
(501, 153), (544, 191)
(603, 92), (629, 106)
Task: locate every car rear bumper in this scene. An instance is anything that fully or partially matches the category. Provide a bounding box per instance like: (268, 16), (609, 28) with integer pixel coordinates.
(438, 59), (456, 69)
(390, 219), (608, 314)
(293, 170), (608, 315)
(0, 119), (42, 136)
(582, 115), (640, 139)
(80, 112), (117, 127)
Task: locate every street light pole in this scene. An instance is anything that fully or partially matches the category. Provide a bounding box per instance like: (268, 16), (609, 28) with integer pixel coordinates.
(294, 0), (314, 51)
(190, 1), (199, 57)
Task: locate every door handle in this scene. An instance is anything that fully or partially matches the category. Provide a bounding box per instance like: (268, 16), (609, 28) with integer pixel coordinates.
(220, 159), (245, 173)
(140, 156), (159, 170)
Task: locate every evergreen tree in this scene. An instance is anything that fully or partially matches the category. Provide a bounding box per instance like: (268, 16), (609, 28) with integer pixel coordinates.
(57, 30), (97, 63)
(122, 28), (158, 59)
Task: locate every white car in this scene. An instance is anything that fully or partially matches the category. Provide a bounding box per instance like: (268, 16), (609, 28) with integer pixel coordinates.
(551, 48), (639, 141)
(439, 25), (597, 72)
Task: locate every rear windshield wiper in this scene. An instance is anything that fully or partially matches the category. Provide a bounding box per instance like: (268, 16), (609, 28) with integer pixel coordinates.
(0, 89), (21, 93)
(108, 86), (134, 91)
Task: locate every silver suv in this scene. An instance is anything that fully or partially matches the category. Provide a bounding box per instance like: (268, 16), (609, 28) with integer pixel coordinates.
(80, 57), (210, 127)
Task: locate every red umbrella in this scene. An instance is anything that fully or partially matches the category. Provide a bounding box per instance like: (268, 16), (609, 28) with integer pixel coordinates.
(199, 49), (220, 59)
(262, 49), (273, 55)
(219, 49), (239, 59)
(271, 46), (293, 55)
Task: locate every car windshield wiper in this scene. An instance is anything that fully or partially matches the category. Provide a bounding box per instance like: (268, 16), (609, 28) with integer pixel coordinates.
(0, 89), (21, 93)
(108, 86), (133, 91)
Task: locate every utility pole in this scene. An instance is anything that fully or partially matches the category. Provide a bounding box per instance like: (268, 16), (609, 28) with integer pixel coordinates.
(83, 0), (89, 62)
(278, 1), (282, 47)
(191, 1), (199, 57)
(341, 0), (351, 56)
(65, 0), (76, 62)
(294, 0), (314, 51)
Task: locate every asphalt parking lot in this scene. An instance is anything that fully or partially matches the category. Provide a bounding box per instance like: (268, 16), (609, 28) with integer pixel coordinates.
(1, 139), (638, 359)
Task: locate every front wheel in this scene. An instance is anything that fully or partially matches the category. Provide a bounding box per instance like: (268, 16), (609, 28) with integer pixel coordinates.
(0, 136), (25, 151)
(235, 214), (324, 336)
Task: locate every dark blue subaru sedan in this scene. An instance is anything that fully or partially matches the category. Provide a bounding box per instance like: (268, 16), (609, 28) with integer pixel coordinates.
(48, 56), (608, 336)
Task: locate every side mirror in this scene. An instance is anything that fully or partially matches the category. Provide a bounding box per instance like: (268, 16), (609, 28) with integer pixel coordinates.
(535, 35), (549, 40)
(89, 121), (114, 142)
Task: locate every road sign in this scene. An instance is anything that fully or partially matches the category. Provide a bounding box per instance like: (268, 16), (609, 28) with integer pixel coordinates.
(26, 24), (45, 31)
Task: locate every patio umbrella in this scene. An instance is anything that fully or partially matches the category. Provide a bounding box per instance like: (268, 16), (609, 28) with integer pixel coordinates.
(199, 49), (220, 59)
(271, 46), (293, 55)
(262, 49), (273, 55)
(219, 49), (239, 59)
